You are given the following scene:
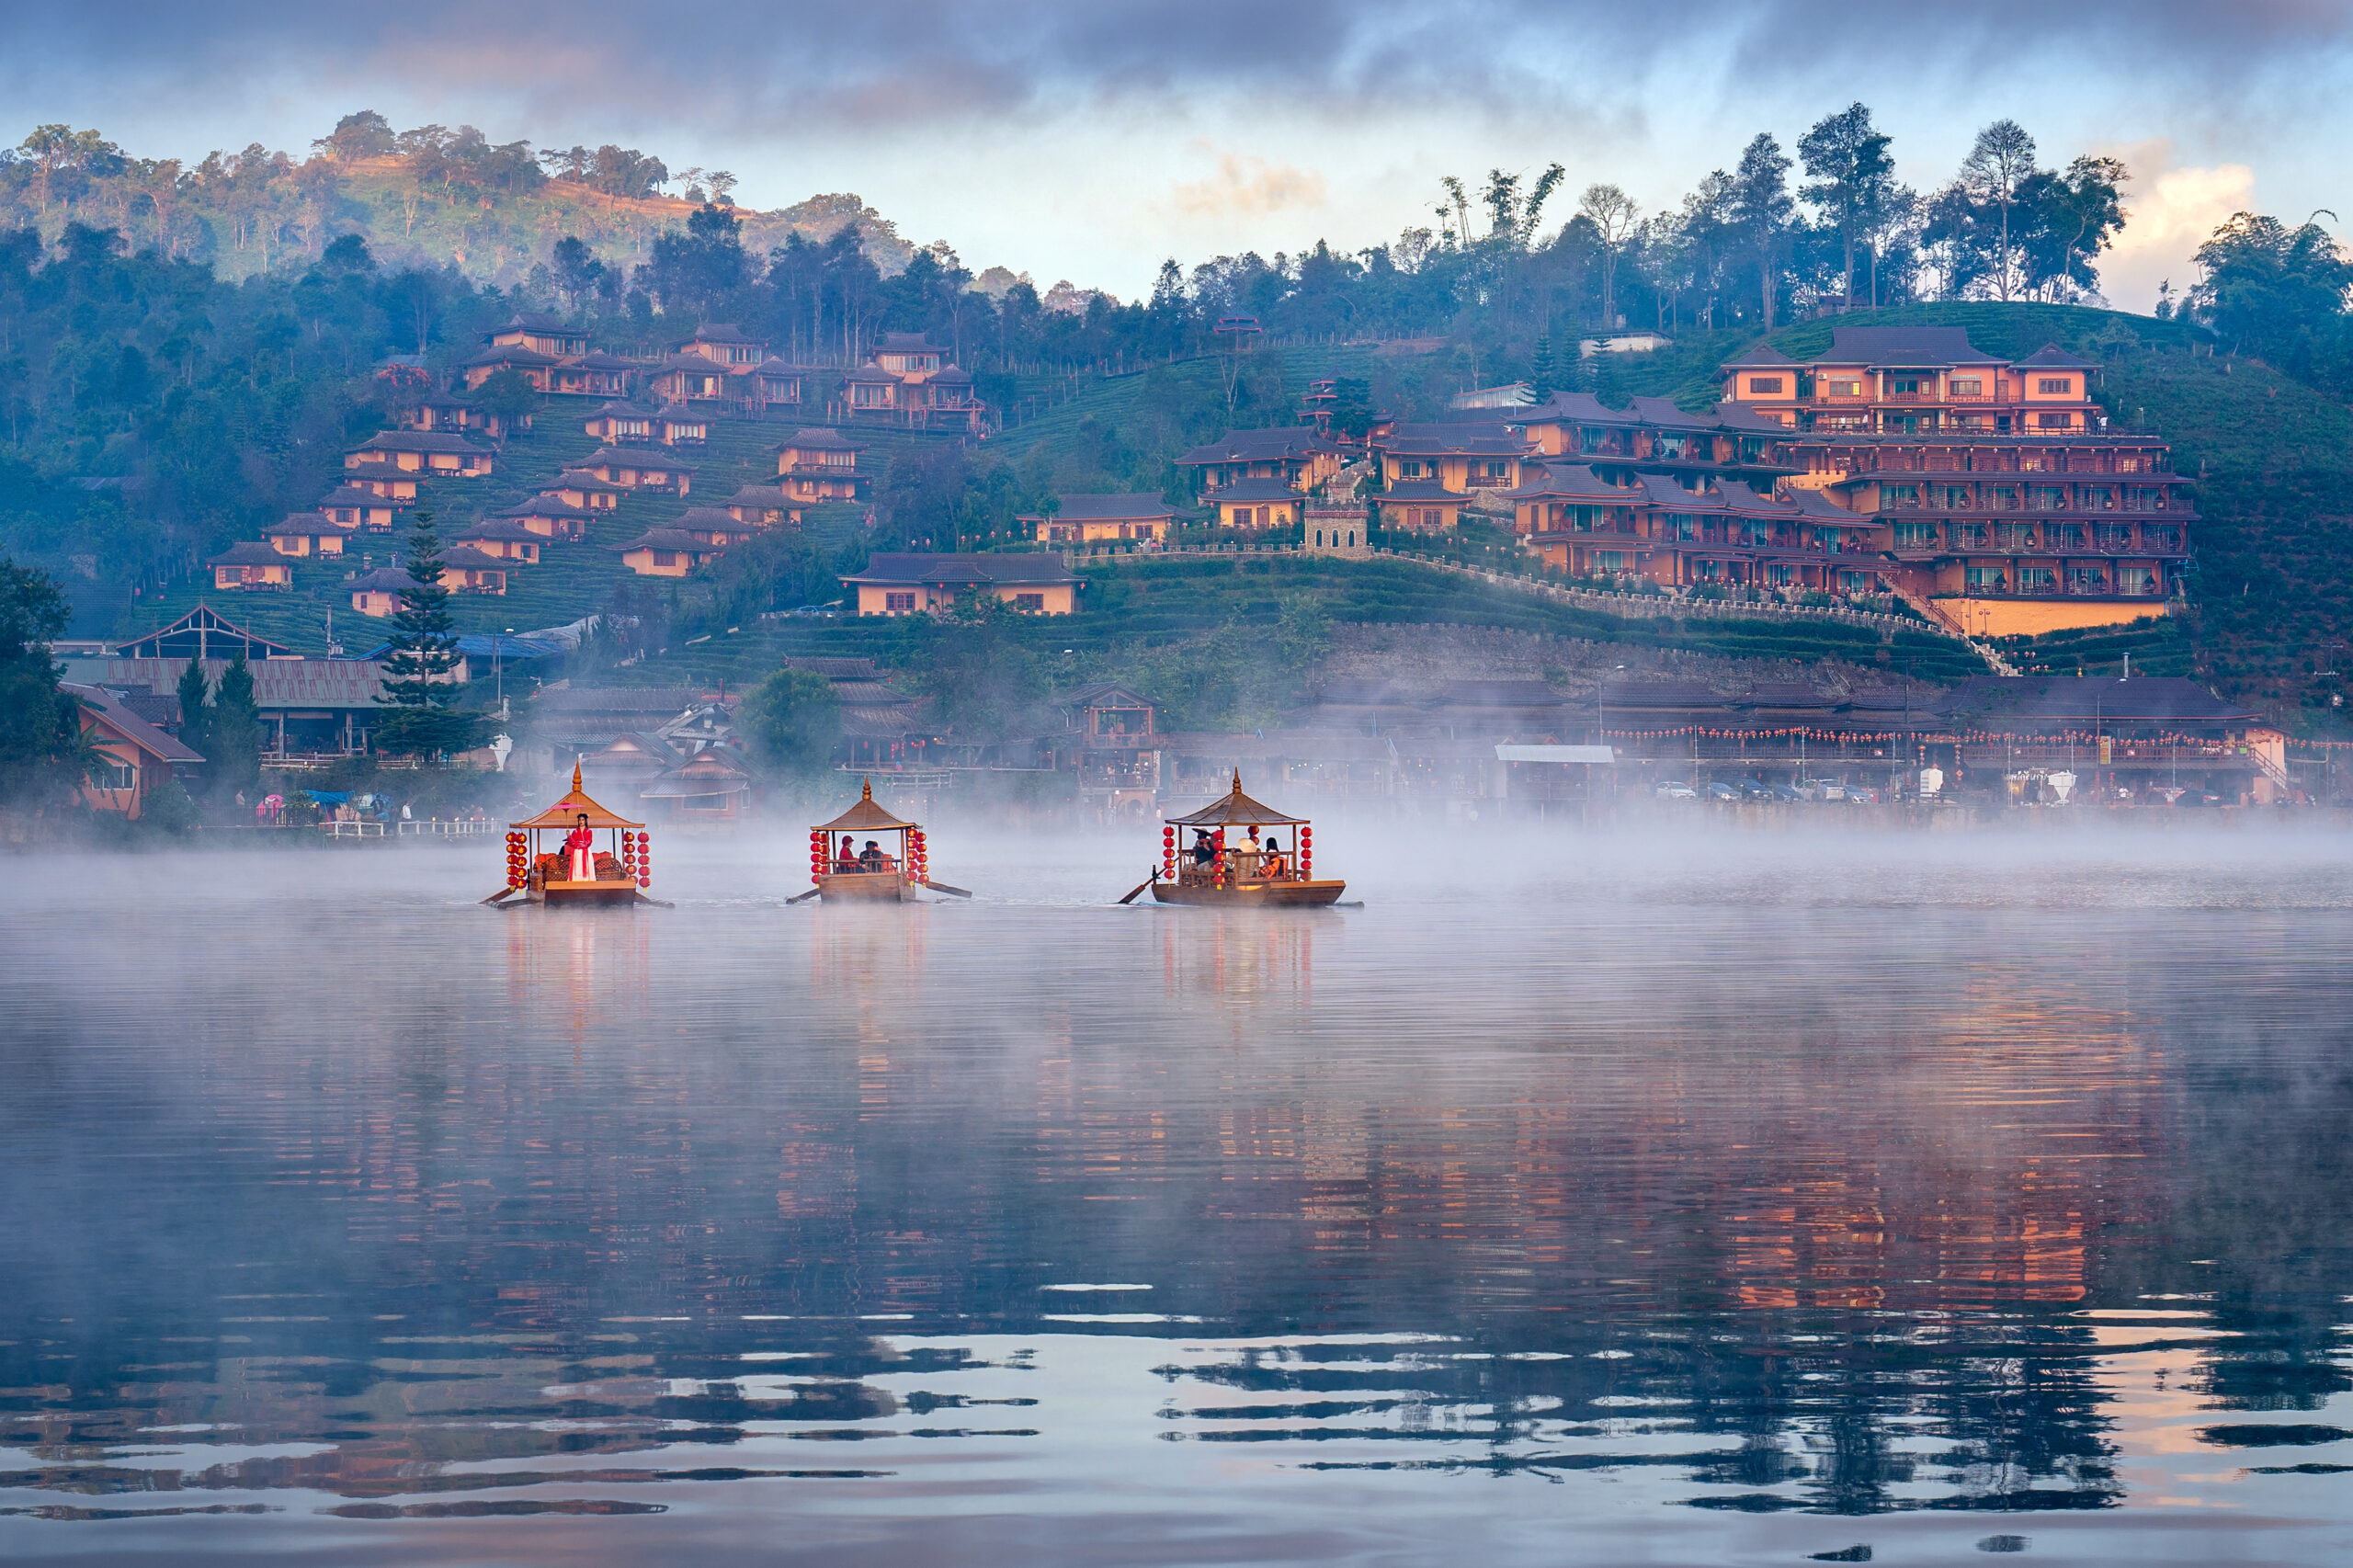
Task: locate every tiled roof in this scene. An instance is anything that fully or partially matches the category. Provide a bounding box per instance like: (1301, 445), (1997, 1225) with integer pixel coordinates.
(844, 552), (1079, 587)
(1047, 493), (1176, 521)
(609, 528), (720, 553)
(1176, 427), (1336, 464)
(347, 430), (490, 455)
(2015, 342), (2097, 369)
(1210, 478), (1307, 502)
(209, 540), (287, 566)
(1819, 325), (2003, 367)
(62, 681), (206, 764)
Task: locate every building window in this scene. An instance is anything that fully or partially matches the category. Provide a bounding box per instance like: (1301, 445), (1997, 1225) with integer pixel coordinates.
(1400, 460), (1424, 478)
(2120, 566), (2158, 596)
(2036, 412), (2070, 428)
(1949, 376), (1984, 395)
(652, 551), (677, 568)
(2018, 567), (2057, 593)
(885, 592), (915, 612)
(1940, 485), (1972, 508)
(2038, 377), (2074, 394)
(1768, 563), (1796, 586)
(1013, 593), (1045, 611)
(1592, 551), (1626, 572)
(1890, 376), (1923, 394)
(1826, 378), (1861, 397)
(1966, 565), (2006, 591)
(94, 757), (136, 791)
(1951, 522), (1990, 548)
(1893, 522), (1938, 549)
(1882, 484), (1919, 506)
(1746, 377), (1784, 394)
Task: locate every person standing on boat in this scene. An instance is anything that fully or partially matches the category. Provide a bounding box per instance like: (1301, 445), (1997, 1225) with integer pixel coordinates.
(564, 812), (596, 881)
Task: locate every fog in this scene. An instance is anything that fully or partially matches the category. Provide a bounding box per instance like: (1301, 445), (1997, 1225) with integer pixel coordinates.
(3, 817), (2349, 1564)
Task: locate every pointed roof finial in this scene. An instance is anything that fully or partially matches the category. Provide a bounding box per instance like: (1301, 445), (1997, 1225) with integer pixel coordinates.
(861, 776), (873, 801)
(1232, 767), (1243, 794)
(572, 758), (585, 794)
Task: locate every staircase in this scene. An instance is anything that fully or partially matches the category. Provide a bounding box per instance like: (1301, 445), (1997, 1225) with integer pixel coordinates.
(1889, 583), (2018, 676)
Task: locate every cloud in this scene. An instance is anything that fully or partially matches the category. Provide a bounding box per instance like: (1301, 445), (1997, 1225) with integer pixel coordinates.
(2097, 141), (2257, 311)
(1168, 148), (1329, 220)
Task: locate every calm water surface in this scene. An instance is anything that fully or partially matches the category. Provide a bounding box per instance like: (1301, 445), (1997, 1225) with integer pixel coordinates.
(3, 823), (2350, 1566)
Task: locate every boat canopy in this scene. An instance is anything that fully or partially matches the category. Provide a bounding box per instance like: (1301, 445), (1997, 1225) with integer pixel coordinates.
(814, 777), (915, 833)
(512, 761), (646, 830)
(1165, 770), (1308, 827)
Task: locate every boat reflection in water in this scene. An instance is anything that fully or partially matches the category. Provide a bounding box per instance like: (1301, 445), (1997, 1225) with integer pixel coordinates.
(1, 836), (2349, 1564)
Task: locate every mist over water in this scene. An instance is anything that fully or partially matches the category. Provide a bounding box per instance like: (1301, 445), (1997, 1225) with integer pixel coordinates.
(4, 820), (2351, 1565)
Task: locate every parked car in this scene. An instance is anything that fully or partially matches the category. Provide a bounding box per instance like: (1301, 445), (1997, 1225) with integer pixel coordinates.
(1801, 778), (1846, 801)
(1845, 785), (1881, 804)
(1735, 778), (1774, 800)
(1705, 781), (1740, 801)
(1654, 780), (1699, 800)
(1766, 781), (1804, 802)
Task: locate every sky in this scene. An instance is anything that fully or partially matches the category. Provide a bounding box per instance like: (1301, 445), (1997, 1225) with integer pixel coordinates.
(8, 0), (2353, 313)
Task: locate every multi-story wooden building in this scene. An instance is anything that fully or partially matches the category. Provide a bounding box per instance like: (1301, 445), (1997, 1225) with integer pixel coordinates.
(844, 552), (1082, 616)
(1176, 426), (1347, 498)
(463, 315), (631, 398)
(344, 430), (495, 478)
(1718, 326), (2192, 635)
(1022, 493), (1179, 546)
(772, 428), (866, 503)
(827, 333), (988, 432)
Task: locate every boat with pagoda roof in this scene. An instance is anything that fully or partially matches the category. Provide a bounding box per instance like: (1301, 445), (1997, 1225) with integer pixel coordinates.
(798, 778), (969, 903)
(1136, 771), (1345, 906)
(484, 763), (665, 906)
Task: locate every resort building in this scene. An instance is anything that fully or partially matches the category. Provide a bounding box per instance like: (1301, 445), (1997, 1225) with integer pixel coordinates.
(829, 333), (987, 431)
(610, 528), (725, 577)
(665, 508), (761, 550)
(644, 353), (734, 403)
(722, 485), (801, 529)
(316, 486), (400, 531)
(583, 401), (656, 444)
(578, 447), (692, 494)
(464, 315), (631, 398)
(843, 552), (1082, 616)
(344, 430), (495, 478)
(347, 567), (411, 616)
(494, 495), (597, 540)
(752, 359), (808, 412)
(60, 680), (205, 820)
(342, 472), (420, 504)
(1023, 493), (1179, 546)
(1373, 423), (1536, 494)
(455, 343), (561, 392)
(1209, 479), (1307, 531)
(489, 312), (589, 358)
(1176, 426), (1347, 497)
(453, 517), (544, 563)
(208, 541), (294, 591)
(773, 428), (865, 503)
(265, 512), (355, 557)
(436, 545), (508, 596)
(652, 403), (709, 446)
(538, 472), (625, 513)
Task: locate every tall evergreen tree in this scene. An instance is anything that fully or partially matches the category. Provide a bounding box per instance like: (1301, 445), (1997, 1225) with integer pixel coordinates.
(1529, 335), (1557, 402)
(174, 649), (215, 763)
(373, 514), (484, 757)
(210, 654), (265, 801)
(0, 553), (73, 805)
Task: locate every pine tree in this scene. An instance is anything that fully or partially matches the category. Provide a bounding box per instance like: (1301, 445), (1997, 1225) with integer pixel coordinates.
(372, 513), (485, 756)
(1530, 334), (1556, 403)
(210, 654), (265, 801)
(174, 653), (214, 763)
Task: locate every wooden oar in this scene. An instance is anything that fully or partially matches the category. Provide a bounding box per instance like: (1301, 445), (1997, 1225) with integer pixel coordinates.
(1116, 871), (1155, 905)
(480, 887), (518, 905)
(785, 885), (823, 904)
(920, 879), (972, 898)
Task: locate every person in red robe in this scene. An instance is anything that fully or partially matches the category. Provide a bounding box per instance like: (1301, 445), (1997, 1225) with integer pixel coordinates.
(564, 813), (596, 881)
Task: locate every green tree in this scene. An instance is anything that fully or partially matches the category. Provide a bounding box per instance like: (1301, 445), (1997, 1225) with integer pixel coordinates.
(1728, 133), (1794, 329)
(744, 667), (843, 778)
(373, 515), (484, 756)
(175, 653), (214, 763)
(0, 553), (72, 803)
(1798, 102), (1895, 309)
(472, 366), (540, 435)
(1960, 119), (2039, 301)
(209, 654), (265, 801)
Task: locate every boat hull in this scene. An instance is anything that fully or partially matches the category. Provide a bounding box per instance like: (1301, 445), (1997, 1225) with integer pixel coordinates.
(1151, 878), (1346, 907)
(538, 878), (650, 905)
(818, 871), (912, 903)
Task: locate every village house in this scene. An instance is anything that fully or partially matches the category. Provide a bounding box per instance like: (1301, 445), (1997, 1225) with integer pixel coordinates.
(493, 495), (597, 540)
(751, 359), (807, 412)
(465, 314), (633, 399)
(437, 545), (508, 596)
(580, 446), (693, 494)
(453, 517), (544, 563)
(583, 400), (655, 444)
(829, 332), (987, 431)
(1372, 423), (1537, 499)
(1507, 466), (1885, 593)
(208, 540), (294, 591)
(1023, 493), (1180, 546)
(1716, 326), (2190, 635)
(455, 343), (562, 392)
(843, 552), (1082, 616)
(666, 508), (761, 550)
(773, 428), (865, 503)
(1176, 426), (1348, 496)
(538, 471), (626, 513)
(643, 353), (733, 404)
(1373, 481), (1462, 532)
(347, 566), (413, 617)
(342, 472), (420, 504)
(653, 403), (709, 445)
(1511, 394), (1792, 490)
(265, 511), (356, 558)
(610, 528), (725, 577)
(547, 350), (640, 400)
(317, 485), (400, 531)
(640, 748), (756, 822)
(684, 323), (764, 369)
(60, 680), (204, 819)
(1041, 681), (1163, 817)
(722, 484), (801, 529)
(69, 608), (394, 755)
(1209, 478), (1307, 531)
(344, 430), (495, 478)
(489, 312), (590, 358)
(406, 387), (529, 439)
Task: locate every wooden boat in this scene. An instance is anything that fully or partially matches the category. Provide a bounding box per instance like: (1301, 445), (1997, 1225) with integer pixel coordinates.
(483, 763), (665, 906)
(797, 778), (969, 903)
(1144, 771), (1345, 906)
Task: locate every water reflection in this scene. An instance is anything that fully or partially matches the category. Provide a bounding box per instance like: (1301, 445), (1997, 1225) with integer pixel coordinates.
(0, 835), (2349, 1562)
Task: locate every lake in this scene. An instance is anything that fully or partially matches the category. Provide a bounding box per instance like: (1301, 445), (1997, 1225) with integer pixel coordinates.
(3, 821), (2349, 1565)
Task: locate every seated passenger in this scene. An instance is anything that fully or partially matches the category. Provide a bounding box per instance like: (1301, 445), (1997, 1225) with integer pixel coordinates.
(1191, 829), (1217, 867)
(835, 835), (860, 873)
(858, 839), (895, 872)
(1261, 844), (1288, 879)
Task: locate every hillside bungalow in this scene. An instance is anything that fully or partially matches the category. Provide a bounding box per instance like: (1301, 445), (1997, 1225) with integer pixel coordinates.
(548, 350), (638, 400)
(844, 552), (1081, 616)
(345, 430), (495, 477)
(540, 472), (625, 512)
(830, 333), (988, 431)
(752, 359), (807, 410)
(343, 472), (421, 504)
(610, 528), (725, 577)
(640, 748), (755, 822)
(684, 324), (765, 369)
(1023, 493), (1179, 546)
(494, 495), (597, 540)
(317, 485), (400, 531)
(722, 484), (801, 529)
(266, 512), (356, 557)
(581, 446), (692, 494)
(667, 508), (760, 549)
(1209, 477), (1306, 531)
(1373, 482), (1463, 532)
(653, 403), (709, 446)
(583, 400), (656, 444)
(438, 545), (508, 596)
(489, 312), (590, 358)
(60, 681), (204, 821)
(1374, 422), (1535, 494)
(455, 343), (561, 392)
(1176, 426), (1347, 495)
(347, 566), (413, 617)
(405, 390), (479, 433)
(773, 428), (864, 502)
(644, 353), (733, 403)
(209, 540), (294, 591)
(453, 517), (544, 563)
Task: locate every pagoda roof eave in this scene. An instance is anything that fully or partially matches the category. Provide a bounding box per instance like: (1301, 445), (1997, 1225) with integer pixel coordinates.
(1165, 772), (1309, 826)
(814, 777), (917, 833)
(511, 762), (646, 830)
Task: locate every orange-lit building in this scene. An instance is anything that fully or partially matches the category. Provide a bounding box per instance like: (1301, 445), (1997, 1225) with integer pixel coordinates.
(1176, 426), (1347, 499)
(1023, 493), (1179, 546)
(844, 552), (1081, 616)
(773, 428), (866, 503)
(208, 541), (294, 591)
